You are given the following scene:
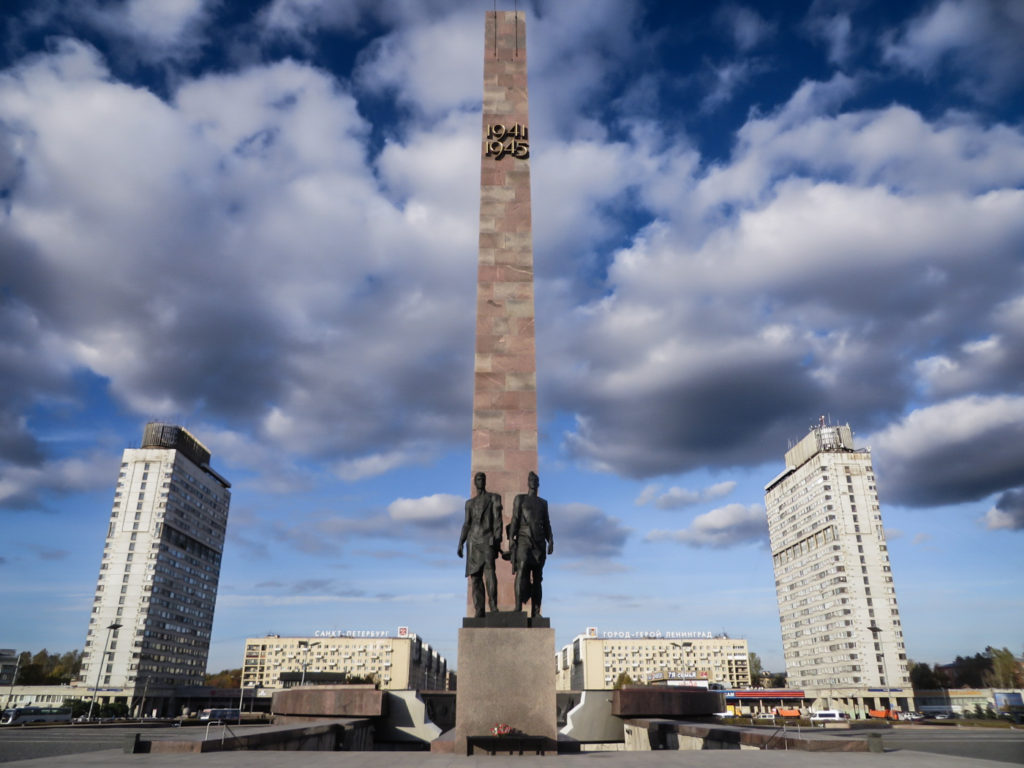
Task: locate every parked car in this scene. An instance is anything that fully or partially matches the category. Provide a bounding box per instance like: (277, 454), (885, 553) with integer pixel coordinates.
(810, 710), (850, 727)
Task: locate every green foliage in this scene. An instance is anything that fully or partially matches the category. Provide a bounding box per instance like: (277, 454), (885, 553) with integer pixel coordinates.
(204, 668), (241, 688)
(98, 701), (128, 718)
(908, 659), (942, 689)
(927, 646), (1023, 689)
(613, 672), (634, 689)
(747, 652), (763, 685)
(14, 649), (83, 685)
(769, 672), (787, 688)
(64, 699), (90, 718)
(948, 652), (991, 687)
(984, 647), (1024, 688)
(347, 674), (378, 687)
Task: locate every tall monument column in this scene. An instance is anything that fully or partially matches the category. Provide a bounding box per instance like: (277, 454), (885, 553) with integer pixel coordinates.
(449, 11), (556, 755)
(471, 8), (538, 613)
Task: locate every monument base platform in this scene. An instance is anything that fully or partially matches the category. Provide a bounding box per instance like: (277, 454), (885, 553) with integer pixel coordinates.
(462, 611), (550, 629)
(454, 627), (556, 755)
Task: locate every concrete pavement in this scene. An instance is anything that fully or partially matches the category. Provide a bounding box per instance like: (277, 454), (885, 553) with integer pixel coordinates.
(3, 749), (1018, 768)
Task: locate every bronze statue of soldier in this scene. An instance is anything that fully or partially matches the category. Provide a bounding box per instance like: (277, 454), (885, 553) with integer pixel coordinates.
(457, 471), (503, 617)
(509, 471), (553, 617)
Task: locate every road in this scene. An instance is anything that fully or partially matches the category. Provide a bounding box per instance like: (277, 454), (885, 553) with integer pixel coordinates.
(881, 726), (1024, 765)
(1, 723), (1022, 765)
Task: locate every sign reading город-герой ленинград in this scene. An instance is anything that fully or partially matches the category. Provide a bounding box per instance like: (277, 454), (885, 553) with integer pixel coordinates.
(585, 626), (719, 639)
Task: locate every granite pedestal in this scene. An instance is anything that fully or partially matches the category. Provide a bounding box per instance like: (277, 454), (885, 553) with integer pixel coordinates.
(454, 627), (556, 755)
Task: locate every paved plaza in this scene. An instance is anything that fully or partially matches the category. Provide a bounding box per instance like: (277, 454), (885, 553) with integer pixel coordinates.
(1, 725), (1022, 768)
(0, 746), (1018, 768)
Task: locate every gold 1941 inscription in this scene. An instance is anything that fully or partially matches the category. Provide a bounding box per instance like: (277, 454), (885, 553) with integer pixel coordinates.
(485, 123), (529, 160)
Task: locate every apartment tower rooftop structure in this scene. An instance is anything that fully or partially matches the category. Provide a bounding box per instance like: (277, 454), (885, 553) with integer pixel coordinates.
(79, 423), (231, 705)
(765, 419), (912, 715)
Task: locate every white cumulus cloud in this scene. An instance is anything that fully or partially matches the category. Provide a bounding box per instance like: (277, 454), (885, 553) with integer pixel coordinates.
(388, 493), (462, 522)
(646, 503), (767, 549)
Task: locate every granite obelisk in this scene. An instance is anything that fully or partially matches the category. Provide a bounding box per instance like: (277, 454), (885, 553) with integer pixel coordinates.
(470, 7), (538, 615)
(451, 11), (556, 755)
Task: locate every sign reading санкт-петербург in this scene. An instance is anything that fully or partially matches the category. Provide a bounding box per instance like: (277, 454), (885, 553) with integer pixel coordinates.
(312, 629), (398, 638)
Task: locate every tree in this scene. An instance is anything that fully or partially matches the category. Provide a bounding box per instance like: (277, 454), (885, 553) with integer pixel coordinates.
(64, 699), (90, 718)
(99, 701), (128, 718)
(348, 674), (379, 687)
(984, 647), (1024, 688)
(14, 649), (83, 685)
(908, 660), (942, 690)
(769, 672), (787, 688)
(949, 653), (991, 688)
(204, 669), (241, 688)
(613, 672), (634, 689)
(747, 652), (763, 686)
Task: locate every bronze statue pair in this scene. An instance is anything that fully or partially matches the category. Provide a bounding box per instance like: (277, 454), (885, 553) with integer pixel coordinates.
(457, 471), (554, 619)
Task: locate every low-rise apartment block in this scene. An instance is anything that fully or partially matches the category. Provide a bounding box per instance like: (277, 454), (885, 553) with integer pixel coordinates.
(241, 632), (448, 691)
(556, 630), (751, 691)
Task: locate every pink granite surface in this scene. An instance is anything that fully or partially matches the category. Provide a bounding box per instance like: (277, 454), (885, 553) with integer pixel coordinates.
(470, 10), (538, 613)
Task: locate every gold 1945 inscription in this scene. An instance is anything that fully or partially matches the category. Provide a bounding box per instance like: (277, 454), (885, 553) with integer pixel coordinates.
(485, 123), (529, 160)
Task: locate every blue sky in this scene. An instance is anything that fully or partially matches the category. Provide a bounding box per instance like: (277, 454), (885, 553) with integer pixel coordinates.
(1, 0), (1023, 677)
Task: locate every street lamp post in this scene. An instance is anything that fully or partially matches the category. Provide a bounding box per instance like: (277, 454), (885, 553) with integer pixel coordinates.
(867, 622), (892, 713)
(299, 641), (321, 686)
(137, 677), (150, 719)
(87, 622), (122, 722)
(237, 679), (250, 724)
(4, 653), (21, 709)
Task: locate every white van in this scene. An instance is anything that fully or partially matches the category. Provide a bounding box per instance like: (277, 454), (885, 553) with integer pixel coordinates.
(810, 710), (850, 727)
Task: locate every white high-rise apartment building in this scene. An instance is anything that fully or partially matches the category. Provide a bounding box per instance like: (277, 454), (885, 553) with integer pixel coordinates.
(764, 420), (912, 713)
(80, 423), (230, 693)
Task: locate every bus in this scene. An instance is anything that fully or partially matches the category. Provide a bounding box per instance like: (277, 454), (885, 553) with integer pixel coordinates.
(1, 707), (73, 726)
(199, 708), (240, 722)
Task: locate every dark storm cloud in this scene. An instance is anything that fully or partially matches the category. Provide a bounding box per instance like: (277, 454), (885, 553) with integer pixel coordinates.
(0, 234), (70, 472)
(984, 488), (1024, 531)
(562, 351), (825, 478)
(869, 396), (1024, 507)
(1, 0), (1024, 534)
(883, 0), (1024, 103)
(551, 69), (1024, 485)
(553, 503), (630, 560)
(0, 412), (45, 469)
(272, 496), (464, 558)
(0, 39), (480, 494)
